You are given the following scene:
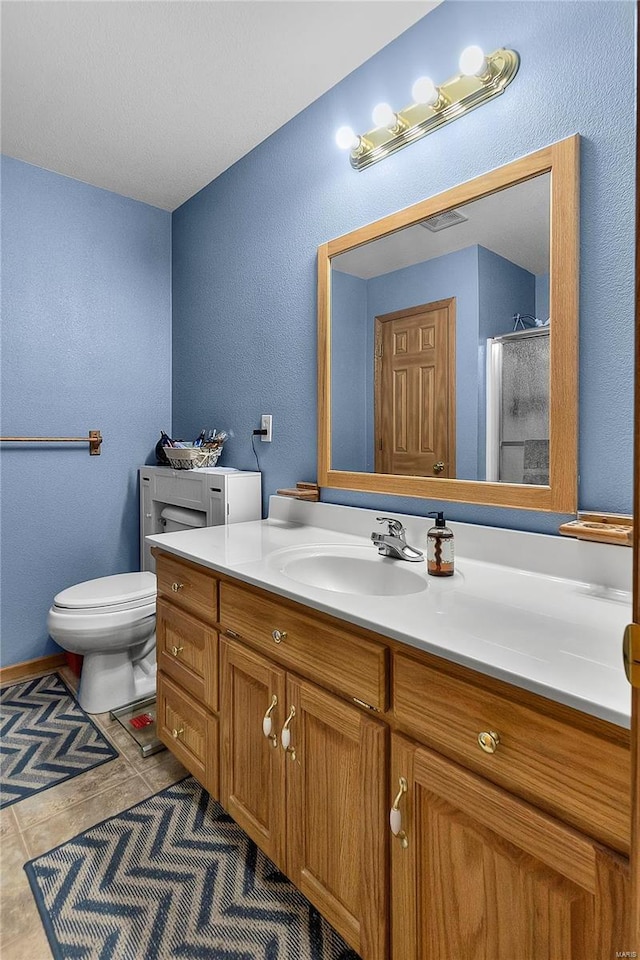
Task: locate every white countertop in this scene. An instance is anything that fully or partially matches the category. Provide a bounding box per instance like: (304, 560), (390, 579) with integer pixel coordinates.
(147, 497), (633, 729)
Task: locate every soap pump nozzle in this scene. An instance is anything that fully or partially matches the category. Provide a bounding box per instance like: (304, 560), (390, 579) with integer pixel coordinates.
(427, 511), (446, 528)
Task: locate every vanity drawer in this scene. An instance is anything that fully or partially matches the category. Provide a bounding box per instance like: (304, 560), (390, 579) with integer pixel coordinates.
(156, 598), (218, 711)
(393, 651), (630, 854)
(219, 580), (388, 711)
(157, 672), (219, 798)
(155, 551), (218, 624)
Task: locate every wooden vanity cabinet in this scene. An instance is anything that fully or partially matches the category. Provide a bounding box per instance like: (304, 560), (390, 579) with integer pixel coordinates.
(390, 733), (628, 960)
(154, 550), (220, 798)
(220, 635), (388, 960)
(153, 554), (629, 960)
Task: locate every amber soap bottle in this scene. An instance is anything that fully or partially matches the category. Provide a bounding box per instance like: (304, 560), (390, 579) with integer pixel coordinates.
(426, 512), (454, 577)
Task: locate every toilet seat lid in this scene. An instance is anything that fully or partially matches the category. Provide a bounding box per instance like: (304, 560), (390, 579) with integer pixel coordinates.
(54, 572), (157, 610)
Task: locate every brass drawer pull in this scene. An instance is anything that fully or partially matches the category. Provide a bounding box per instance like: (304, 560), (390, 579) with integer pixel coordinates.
(170, 645), (184, 657)
(281, 705), (296, 760)
(272, 629), (287, 644)
(390, 776), (409, 848)
(171, 726), (185, 739)
(171, 582), (184, 593)
(478, 730), (500, 754)
(263, 694), (279, 748)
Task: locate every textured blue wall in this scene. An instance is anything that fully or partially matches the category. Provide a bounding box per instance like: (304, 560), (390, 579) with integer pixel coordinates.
(1, 157), (172, 666)
(172, 0), (635, 533)
(331, 271), (369, 472)
(478, 248), (535, 342)
(536, 273), (550, 322)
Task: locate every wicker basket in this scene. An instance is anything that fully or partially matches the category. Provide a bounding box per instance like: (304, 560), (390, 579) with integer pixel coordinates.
(164, 446), (222, 470)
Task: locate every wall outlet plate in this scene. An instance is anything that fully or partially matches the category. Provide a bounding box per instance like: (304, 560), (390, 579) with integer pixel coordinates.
(261, 414), (272, 442)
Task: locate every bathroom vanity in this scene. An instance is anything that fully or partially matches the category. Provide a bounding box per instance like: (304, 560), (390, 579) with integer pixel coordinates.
(148, 497), (631, 960)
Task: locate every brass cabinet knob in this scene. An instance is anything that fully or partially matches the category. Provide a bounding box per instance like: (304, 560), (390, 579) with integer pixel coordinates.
(171, 582), (184, 593)
(478, 730), (500, 754)
(433, 461), (445, 474)
(171, 726), (184, 739)
(272, 629), (287, 644)
(170, 645), (184, 657)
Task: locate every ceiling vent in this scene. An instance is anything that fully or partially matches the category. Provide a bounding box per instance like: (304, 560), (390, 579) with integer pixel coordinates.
(420, 209), (468, 232)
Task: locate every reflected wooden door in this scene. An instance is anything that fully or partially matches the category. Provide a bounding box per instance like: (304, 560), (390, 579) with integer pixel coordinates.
(375, 299), (455, 477)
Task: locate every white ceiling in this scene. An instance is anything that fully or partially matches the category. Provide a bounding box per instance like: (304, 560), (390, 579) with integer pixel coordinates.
(332, 174), (551, 278)
(1, 0), (438, 211)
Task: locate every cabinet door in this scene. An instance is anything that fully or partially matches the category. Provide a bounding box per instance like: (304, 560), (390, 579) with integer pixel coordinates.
(390, 733), (628, 960)
(157, 672), (218, 799)
(220, 638), (287, 872)
(286, 675), (388, 960)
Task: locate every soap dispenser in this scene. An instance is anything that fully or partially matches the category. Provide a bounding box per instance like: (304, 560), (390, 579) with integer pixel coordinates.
(426, 512), (454, 577)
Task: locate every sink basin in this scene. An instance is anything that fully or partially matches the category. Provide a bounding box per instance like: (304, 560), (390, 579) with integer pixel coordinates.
(268, 544), (428, 597)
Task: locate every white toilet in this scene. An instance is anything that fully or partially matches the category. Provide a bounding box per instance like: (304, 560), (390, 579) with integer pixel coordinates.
(47, 572), (158, 714)
(47, 502), (208, 714)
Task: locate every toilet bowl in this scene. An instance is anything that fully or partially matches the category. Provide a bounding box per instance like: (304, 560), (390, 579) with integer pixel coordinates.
(47, 572), (157, 714)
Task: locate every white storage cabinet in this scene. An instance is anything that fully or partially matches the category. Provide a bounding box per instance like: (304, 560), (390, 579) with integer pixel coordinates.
(139, 466), (261, 572)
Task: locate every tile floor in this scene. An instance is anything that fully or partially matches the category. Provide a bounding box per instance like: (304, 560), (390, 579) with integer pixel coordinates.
(0, 667), (187, 959)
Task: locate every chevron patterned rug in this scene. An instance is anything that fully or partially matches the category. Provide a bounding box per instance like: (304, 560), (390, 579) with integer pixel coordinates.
(0, 673), (118, 809)
(25, 776), (361, 960)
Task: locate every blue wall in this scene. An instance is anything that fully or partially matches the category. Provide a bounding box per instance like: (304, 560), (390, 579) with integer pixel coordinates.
(171, 0), (635, 532)
(330, 271), (369, 472)
(1, 157), (172, 666)
(536, 273), (550, 321)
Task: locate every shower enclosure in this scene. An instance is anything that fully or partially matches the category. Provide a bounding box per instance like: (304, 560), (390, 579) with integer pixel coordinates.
(485, 327), (550, 484)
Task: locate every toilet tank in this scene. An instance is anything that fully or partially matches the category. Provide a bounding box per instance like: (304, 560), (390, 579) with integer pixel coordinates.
(160, 506), (207, 534)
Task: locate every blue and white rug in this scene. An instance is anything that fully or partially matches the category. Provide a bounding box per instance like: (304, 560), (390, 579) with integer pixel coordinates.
(0, 673), (117, 809)
(25, 776), (361, 960)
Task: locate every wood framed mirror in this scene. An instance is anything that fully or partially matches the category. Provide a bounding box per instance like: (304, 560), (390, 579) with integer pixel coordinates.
(317, 135), (579, 512)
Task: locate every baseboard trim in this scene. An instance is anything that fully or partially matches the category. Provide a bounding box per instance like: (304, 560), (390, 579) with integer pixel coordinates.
(0, 653), (67, 685)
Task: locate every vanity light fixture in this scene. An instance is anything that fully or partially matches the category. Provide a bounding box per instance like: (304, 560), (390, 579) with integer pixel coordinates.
(337, 46), (519, 171)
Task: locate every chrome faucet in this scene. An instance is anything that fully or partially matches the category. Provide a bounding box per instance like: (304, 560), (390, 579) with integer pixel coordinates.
(371, 517), (424, 562)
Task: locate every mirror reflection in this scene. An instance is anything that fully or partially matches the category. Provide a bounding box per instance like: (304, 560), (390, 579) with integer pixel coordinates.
(330, 173), (550, 484)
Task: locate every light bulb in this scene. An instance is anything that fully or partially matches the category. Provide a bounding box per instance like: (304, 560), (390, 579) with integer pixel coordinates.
(372, 102), (396, 129)
(335, 126), (359, 151)
(412, 76), (439, 107)
(459, 45), (487, 76)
